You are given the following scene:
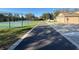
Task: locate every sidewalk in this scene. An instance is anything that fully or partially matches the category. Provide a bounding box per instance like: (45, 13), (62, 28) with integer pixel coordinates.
(9, 22), (77, 50)
(47, 22), (79, 49)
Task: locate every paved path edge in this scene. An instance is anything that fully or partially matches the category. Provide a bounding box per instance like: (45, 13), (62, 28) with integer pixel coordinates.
(8, 21), (41, 50)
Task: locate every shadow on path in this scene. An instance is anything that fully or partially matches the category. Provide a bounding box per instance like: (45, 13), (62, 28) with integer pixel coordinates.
(14, 24), (77, 50)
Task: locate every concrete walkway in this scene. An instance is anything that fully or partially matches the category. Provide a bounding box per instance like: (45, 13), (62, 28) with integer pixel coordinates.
(48, 23), (79, 49)
(11, 22), (77, 50)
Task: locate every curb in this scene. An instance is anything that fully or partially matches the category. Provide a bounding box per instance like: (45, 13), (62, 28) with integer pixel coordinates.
(8, 21), (41, 50)
(46, 22), (79, 49)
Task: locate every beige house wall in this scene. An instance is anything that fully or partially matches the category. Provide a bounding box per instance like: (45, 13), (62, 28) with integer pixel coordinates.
(55, 13), (66, 24)
(56, 16), (79, 24)
(67, 17), (79, 24)
(56, 17), (65, 24)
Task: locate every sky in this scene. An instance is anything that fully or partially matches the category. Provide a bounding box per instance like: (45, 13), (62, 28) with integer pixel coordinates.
(0, 8), (59, 17)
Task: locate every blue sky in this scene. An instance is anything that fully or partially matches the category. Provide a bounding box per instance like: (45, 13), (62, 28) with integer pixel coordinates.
(0, 8), (59, 16)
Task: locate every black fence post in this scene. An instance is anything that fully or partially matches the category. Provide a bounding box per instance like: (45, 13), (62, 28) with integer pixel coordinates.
(8, 18), (11, 29)
(21, 15), (24, 27)
(22, 18), (23, 27)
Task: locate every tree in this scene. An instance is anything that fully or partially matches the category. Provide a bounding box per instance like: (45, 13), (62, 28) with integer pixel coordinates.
(33, 16), (39, 20)
(0, 13), (4, 17)
(8, 13), (13, 21)
(41, 13), (51, 20)
(25, 13), (35, 20)
(0, 13), (5, 22)
(50, 13), (54, 20)
(53, 11), (60, 19)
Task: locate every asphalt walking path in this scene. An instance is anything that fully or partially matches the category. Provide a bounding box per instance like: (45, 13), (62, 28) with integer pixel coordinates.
(14, 21), (77, 50)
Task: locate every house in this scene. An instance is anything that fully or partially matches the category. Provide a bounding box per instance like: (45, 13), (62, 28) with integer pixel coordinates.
(55, 11), (79, 24)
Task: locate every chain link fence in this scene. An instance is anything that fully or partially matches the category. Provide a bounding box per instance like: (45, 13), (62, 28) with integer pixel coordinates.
(0, 19), (33, 30)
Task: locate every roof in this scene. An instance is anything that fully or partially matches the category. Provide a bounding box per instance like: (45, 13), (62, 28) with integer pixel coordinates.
(59, 11), (79, 17)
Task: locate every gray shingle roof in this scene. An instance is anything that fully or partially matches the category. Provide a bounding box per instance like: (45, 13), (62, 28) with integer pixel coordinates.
(64, 13), (79, 17)
(60, 11), (79, 17)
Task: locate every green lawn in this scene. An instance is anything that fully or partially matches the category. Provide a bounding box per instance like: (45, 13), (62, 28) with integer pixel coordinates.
(0, 21), (40, 50)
